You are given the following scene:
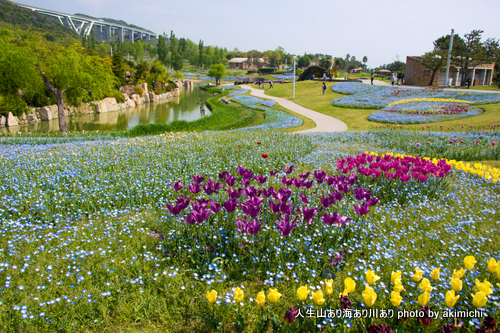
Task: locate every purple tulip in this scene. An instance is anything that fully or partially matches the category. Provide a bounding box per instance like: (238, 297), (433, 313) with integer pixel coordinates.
(299, 171), (311, 179)
(354, 188), (371, 201)
(418, 306), (432, 327)
(223, 198), (238, 213)
(243, 186), (258, 198)
(281, 176), (293, 186)
(195, 199), (210, 207)
(482, 315), (496, 332)
(246, 219), (262, 235)
(173, 181), (184, 192)
(269, 170), (279, 176)
(175, 195), (190, 210)
(301, 180), (313, 189)
(340, 294), (351, 309)
(191, 173), (205, 184)
(262, 186), (276, 198)
(321, 212), (340, 226)
(291, 177), (301, 188)
(225, 174), (236, 187)
(275, 215), (298, 236)
(275, 188), (292, 203)
(365, 197), (379, 207)
(237, 166), (248, 177)
(400, 174), (411, 182)
(353, 202), (370, 216)
(314, 170), (326, 184)
(236, 217), (248, 234)
(284, 165), (295, 174)
(191, 206), (212, 223)
(332, 191), (342, 202)
(227, 188), (243, 199)
(254, 174), (268, 184)
(348, 173), (358, 185)
(242, 178), (251, 188)
(181, 213), (196, 225)
(247, 197), (264, 207)
(299, 193), (308, 204)
(189, 183), (201, 194)
(203, 179), (215, 195)
(302, 207), (318, 224)
(166, 203), (182, 215)
(210, 200), (221, 213)
(218, 171), (230, 179)
(268, 200), (281, 214)
(320, 195), (335, 209)
(241, 202), (261, 218)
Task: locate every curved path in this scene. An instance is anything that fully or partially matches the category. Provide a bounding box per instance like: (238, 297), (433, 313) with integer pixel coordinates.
(240, 85), (347, 133)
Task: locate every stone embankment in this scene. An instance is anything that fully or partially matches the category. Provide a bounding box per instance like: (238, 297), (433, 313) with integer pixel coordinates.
(0, 81), (191, 127)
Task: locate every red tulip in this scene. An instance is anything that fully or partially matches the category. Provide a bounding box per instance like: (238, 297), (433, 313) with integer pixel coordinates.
(262, 154), (268, 159)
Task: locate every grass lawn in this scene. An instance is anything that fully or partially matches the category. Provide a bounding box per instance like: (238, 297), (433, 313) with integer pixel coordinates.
(263, 80), (500, 132)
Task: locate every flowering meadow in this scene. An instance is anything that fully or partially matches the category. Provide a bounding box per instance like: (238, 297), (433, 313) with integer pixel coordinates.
(1, 123), (500, 332)
(330, 83), (500, 124)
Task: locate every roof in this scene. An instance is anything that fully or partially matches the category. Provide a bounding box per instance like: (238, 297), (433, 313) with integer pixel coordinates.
(228, 57), (265, 63)
(375, 69), (391, 73)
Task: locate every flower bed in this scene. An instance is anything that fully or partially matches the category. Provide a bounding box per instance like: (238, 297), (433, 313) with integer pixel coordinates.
(230, 96), (302, 130)
(330, 82), (500, 111)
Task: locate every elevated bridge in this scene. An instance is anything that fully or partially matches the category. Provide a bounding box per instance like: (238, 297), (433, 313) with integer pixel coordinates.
(13, 2), (157, 43)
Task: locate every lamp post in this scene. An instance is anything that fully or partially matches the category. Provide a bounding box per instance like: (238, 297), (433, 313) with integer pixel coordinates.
(444, 29), (454, 88)
(293, 56), (297, 99)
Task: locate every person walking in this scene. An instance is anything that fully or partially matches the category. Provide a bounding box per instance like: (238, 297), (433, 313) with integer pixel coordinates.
(371, 73), (374, 85)
(322, 82), (327, 95)
(391, 73), (396, 86)
(270, 81), (273, 89)
(467, 78), (472, 89)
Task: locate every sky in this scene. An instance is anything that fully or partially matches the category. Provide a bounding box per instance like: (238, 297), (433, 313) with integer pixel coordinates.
(15, 0), (500, 67)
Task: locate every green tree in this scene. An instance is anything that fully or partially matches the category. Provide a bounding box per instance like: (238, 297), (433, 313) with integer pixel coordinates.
(297, 56), (310, 68)
(147, 61), (168, 90)
(207, 63), (226, 86)
(157, 34), (168, 64)
(362, 56), (368, 71)
(198, 39), (204, 69)
(112, 53), (126, 86)
(421, 34), (460, 85)
(453, 30), (486, 85)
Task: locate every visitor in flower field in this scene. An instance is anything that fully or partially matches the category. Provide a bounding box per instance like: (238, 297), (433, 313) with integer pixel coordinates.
(322, 82), (327, 95)
(371, 73), (374, 85)
(391, 73), (397, 86)
(270, 81), (273, 89)
(398, 73), (404, 85)
(467, 77), (472, 89)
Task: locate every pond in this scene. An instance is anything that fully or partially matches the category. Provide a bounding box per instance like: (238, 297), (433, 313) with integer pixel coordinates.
(3, 83), (212, 134)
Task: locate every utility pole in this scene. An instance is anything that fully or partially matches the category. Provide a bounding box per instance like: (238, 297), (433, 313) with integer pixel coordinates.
(293, 56), (296, 99)
(444, 29), (454, 88)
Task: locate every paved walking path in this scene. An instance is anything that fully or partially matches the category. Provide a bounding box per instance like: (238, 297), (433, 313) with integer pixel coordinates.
(240, 85), (347, 133)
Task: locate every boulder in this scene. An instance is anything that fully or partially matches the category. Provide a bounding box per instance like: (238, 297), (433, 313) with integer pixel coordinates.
(130, 94), (144, 106)
(6, 112), (18, 127)
(94, 97), (119, 113)
(21, 112), (27, 121)
(0, 115), (5, 126)
(140, 83), (148, 95)
(119, 85), (135, 98)
(27, 112), (39, 122)
(122, 98), (136, 108)
(36, 105), (60, 121)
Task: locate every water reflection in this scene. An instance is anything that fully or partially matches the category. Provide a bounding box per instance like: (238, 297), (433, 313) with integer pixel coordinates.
(4, 83), (211, 134)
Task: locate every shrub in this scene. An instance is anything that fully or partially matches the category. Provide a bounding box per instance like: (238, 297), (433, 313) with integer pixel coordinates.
(258, 68), (276, 74)
(166, 80), (177, 92)
(134, 85), (144, 95)
(0, 94), (28, 117)
(298, 65), (325, 81)
(246, 70), (258, 74)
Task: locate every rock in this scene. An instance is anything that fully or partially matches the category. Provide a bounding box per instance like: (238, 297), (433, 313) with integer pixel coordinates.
(94, 97), (119, 113)
(27, 112), (39, 122)
(130, 94), (144, 106)
(0, 115), (5, 126)
(141, 83), (148, 95)
(21, 112), (27, 121)
(119, 85), (135, 98)
(6, 112), (18, 127)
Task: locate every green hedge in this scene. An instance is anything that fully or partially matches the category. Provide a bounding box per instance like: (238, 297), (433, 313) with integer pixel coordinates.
(258, 68), (276, 74)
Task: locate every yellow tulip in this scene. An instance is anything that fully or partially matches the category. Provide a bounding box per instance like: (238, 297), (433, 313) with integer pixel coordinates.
(487, 258), (498, 273)
(344, 277), (356, 294)
(475, 279), (493, 295)
(418, 292), (430, 306)
(362, 285), (377, 307)
(419, 278), (433, 293)
(393, 281), (405, 293)
(430, 268), (440, 280)
(255, 291), (266, 307)
(497, 265), (500, 280)
(451, 277), (462, 292)
(325, 279), (333, 295)
(472, 291), (487, 307)
(390, 291), (402, 307)
(464, 256), (477, 270)
(312, 290), (325, 305)
(234, 287), (244, 303)
(413, 267), (424, 282)
(206, 290), (217, 303)
(366, 270), (380, 285)
(445, 290), (460, 308)
(391, 271), (402, 284)
(297, 285), (311, 301)
(452, 269), (466, 279)
(268, 288), (281, 303)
